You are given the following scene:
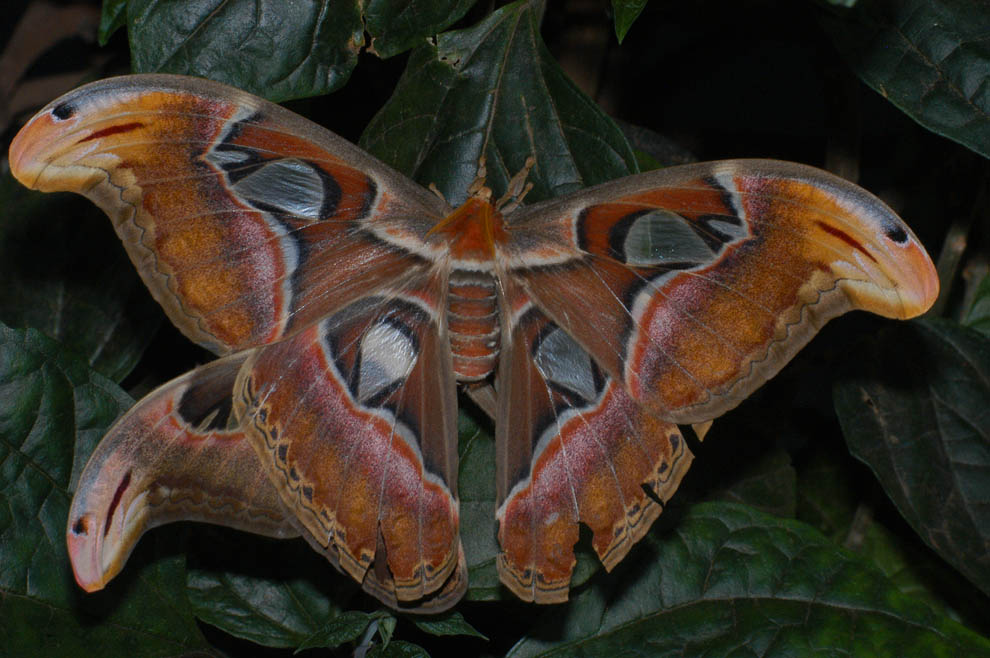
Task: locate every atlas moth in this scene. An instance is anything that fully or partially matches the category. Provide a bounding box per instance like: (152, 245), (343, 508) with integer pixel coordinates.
(8, 74), (938, 612)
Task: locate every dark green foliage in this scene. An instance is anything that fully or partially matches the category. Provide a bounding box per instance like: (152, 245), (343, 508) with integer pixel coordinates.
(822, 0), (990, 159)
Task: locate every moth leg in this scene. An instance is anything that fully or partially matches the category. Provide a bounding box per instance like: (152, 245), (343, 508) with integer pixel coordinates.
(428, 182), (447, 204)
(496, 156), (536, 212)
(467, 155), (489, 196)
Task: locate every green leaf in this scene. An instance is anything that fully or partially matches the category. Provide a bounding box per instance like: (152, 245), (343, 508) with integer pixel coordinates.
(508, 502), (990, 657)
(822, 0), (990, 159)
(0, 173), (162, 383)
(0, 323), (211, 656)
(796, 444), (981, 628)
(187, 527), (363, 648)
(125, 0), (363, 102)
(855, 516), (975, 624)
(964, 273), (990, 337)
(297, 610), (381, 651)
(612, 0), (649, 43)
(98, 0), (127, 45)
(368, 639), (431, 658)
(709, 447), (797, 518)
(834, 319), (990, 597)
(366, 0), (478, 59)
(361, 0), (637, 205)
(378, 613), (397, 648)
(412, 610), (487, 639)
(617, 119), (696, 169)
(795, 443), (859, 542)
(456, 410), (501, 600)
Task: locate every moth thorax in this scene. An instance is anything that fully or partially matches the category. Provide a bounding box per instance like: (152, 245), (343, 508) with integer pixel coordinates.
(447, 271), (500, 381)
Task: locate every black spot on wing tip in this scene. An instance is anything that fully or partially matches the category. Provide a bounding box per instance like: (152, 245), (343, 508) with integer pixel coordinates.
(72, 516), (89, 536)
(52, 102), (75, 121)
(885, 225), (908, 244)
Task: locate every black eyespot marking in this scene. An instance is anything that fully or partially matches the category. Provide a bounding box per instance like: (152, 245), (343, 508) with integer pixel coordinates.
(52, 103), (75, 121)
(885, 225), (908, 244)
(72, 516), (89, 536)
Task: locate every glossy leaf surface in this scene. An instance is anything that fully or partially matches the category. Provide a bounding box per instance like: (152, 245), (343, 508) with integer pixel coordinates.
(361, 0), (637, 205)
(835, 319), (990, 597)
(365, 0), (478, 58)
(612, 0), (649, 42)
(126, 0), (363, 102)
(98, 0), (126, 45)
(187, 529), (359, 648)
(965, 274), (990, 337)
(823, 0), (990, 159)
(508, 503), (990, 657)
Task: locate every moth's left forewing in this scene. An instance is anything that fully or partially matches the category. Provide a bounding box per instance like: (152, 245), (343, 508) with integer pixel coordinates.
(504, 159), (938, 424)
(9, 75), (447, 354)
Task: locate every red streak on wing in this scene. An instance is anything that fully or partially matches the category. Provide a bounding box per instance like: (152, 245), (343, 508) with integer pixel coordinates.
(103, 470), (132, 537)
(816, 221), (878, 263)
(79, 122), (145, 143)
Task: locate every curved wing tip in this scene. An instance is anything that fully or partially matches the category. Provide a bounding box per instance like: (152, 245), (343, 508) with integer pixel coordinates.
(67, 546), (110, 593)
(911, 266), (940, 317)
(75, 576), (108, 594)
(887, 238), (940, 319)
(8, 112), (48, 189)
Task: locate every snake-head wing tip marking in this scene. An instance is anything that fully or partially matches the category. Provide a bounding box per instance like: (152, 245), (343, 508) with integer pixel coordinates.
(67, 355), (297, 594)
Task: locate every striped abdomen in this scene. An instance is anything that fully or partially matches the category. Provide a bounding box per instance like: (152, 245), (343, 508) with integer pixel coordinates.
(448, 272), (499, 381)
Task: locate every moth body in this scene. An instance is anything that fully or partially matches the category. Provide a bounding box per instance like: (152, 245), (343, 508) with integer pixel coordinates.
(447, 270), (501, 380)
